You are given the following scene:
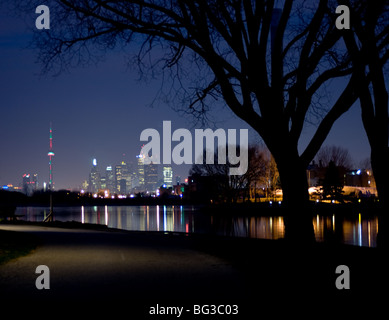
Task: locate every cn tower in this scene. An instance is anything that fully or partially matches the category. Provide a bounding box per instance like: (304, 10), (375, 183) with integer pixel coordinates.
(47, 123), (55, 190)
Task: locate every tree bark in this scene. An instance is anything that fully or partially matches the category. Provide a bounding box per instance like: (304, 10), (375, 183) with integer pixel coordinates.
(371, 146), (389, 248)
(274, 149), (315, 243)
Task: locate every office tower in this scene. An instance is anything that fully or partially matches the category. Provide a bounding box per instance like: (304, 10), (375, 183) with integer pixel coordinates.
(100, 176), (107, 190)
(137, 154), (145, 189)
(119, 179), (127, 195)
(115, 161), (128, 194)
(124, 162), (135, 192)
(88, 158), (101, 193)
(163, 165), (173, 188)
(81, 180), (89, 192)
(145, 162), (158, 192)
(106, 165), (115, 194)
(22, 174), (33, 196)
(32, 174), (38, 192)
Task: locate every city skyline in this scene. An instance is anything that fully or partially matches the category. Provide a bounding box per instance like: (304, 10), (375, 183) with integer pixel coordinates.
(85, 154), (175, 195)
(0, 5), (372, 190)
(10, 149), (179, 194)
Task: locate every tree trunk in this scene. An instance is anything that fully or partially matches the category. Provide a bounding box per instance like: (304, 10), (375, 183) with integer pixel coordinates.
(275, 152), (315, 243)
(371, 147), (389, 248)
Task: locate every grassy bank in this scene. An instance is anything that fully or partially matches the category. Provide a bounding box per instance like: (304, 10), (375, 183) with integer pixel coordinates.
(0, 229), (39, 265)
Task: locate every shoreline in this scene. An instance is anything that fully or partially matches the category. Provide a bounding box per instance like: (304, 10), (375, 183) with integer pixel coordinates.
(8, 200), (381, 217)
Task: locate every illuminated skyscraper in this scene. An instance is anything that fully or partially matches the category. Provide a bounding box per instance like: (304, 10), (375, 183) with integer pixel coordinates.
(47, 123), (55, 190)
(163, 165), (173, 188)
(124, 162), (135, 192)
(22, 173), (38, 195)
(115, 161), (128, 194)
(22, 174), (32, 195)
(137, 154), (145, 188)
(106, 165), (115, 193)
(32, 174), (38, 191)
(88, 158), (101, 193)
(145, 163), (158, 192)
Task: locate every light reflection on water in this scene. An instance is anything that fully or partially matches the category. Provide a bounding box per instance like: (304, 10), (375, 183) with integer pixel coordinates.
(313, 213), (379, 247)
(16, 205), (378, 247)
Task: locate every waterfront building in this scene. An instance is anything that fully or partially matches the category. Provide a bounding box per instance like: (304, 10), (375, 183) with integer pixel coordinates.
(88, 158), (101, 193)
(163, 165), (173, 188)
(145, 162), (158, 192)
(137, 154), (145, 189)
(106, 165), (115, 193)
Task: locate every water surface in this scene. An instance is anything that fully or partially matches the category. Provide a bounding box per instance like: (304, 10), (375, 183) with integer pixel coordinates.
(15, 205), (378, 247)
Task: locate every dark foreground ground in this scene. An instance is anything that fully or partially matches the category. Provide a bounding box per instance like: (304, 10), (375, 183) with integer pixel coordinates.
(0, 221), (386, 318)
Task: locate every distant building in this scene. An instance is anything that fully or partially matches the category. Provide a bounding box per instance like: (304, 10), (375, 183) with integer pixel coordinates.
(119, 179), (127, 195)
(105, 165), (115, 193)
(124, 162), (135, 193)
(81, 180), (89, 192)
(32, 174), (38, 192)
(1, 184), (21, 192)
(100, 176), (107, 190)
(137, 154), (145, 189)
(163, 165), (173, 188)
(345, 169), (376, 188)
(88, 158), (101, 193)
(145, 162), (158, 192)
(307, 161), (377, 199)
(173, 184), (186, 198)
(22, 174), (32, 196)
(115, 162), (126, 194)
(21, 173), (38, 196)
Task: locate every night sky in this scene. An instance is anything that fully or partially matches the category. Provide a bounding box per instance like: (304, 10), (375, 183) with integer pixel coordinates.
(0, 5), (371, 191)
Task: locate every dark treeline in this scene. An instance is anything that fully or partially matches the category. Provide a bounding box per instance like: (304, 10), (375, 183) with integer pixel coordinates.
(0, 189), (189, 212)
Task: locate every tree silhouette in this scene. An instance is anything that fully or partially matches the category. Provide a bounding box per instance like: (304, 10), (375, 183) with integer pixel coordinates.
(16, 0), (386, 241)
(316, 145), (353, 170)
(343, 1), (389, 246)
(190, 145), (267, 203)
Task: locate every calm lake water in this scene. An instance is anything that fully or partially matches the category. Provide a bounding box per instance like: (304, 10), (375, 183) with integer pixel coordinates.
(15, 205), (379, 247)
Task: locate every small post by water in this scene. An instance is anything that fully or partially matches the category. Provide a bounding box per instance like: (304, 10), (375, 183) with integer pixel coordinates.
(43, 123), (55, 223)
(43, 192), (54, 222)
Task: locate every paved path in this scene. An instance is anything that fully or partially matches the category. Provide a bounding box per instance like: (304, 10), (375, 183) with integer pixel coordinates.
(0, 225), (246, 304)
(1, 224), (385, 318)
